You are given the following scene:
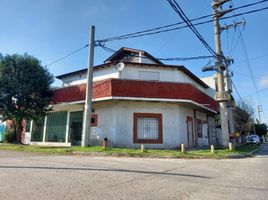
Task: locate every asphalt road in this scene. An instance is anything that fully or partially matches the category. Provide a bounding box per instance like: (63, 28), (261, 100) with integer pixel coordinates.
(0, 145), (268, 200)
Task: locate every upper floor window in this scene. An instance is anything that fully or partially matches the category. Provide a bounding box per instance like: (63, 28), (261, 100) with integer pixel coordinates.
(139, 71), (159, 81)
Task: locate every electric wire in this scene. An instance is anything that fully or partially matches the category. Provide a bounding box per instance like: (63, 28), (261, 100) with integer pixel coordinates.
(98, 44), (214, 61)
(231, 79), (247, 106)
(231, 0), (263, 106)
(230, 25), (245, 57)
(46, 44), (89, 67)
(166, 0), (217, 58)
(95, 6), (268, 45)
(96, 0), (268, 43)
(46, 4), (268, 67)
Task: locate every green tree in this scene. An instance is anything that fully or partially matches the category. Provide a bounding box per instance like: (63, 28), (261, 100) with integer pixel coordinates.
(233, 101), (254, 136)
(255, 123), (267, 136)
(0, 54), (54, 143)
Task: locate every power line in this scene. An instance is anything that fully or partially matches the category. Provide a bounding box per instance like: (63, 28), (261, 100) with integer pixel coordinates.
(98, 44), (214, 61)
(166, 0), (217, 58)
(46, 3), (268, 67)
(233, 54), (268, 65)
(231, 79), (247, 106)
(46, 44), (89, 67)
(95, 6), (268, 44)
(96, 0), (268, 42)
(230, 0), (263, 106)
(158, 56), (214, 61)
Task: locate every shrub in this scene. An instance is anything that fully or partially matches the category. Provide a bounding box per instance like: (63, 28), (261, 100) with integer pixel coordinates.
(4, 128), (16, 143)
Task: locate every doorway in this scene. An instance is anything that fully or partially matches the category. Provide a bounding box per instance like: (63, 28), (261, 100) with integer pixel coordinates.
(69, 111), (83, 146)
(186, 117), (195, 148)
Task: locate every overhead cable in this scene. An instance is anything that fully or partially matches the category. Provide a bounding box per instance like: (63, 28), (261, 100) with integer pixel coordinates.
(46, 44), (89, 67)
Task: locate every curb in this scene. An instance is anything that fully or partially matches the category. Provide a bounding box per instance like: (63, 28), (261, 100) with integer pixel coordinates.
(226, 144), (264, 159)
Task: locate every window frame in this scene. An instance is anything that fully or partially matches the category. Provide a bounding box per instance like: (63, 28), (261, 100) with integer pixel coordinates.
(196, 119), (203, 138)
(91, 114), (98, 127)
(133, 113), (163, 144)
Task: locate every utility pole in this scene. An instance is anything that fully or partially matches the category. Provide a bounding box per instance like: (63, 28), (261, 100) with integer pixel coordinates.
(257, 105), (263, 124)
(203, 1), (245, 146)
(81, 26), (95, 147)
(212, 0), (233, 147)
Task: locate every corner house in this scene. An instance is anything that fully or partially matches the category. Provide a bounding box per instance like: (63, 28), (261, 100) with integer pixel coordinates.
(27, 47), (219, 148)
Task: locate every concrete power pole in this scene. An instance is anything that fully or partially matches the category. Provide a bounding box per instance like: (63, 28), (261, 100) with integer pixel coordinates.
(212, 0), (232, 146)
(81, 26), (95, 147)
(257, 105), (263, 124)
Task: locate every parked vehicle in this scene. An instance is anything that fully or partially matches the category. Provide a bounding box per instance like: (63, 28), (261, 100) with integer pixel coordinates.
(246, 135), (260, 145)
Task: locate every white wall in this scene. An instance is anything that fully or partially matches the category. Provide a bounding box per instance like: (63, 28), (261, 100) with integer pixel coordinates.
(200, 76), (216, 98)
(61, 67), (120, 86)
(45, 100), (212, 148)
(141, 57), (157, 64)
(91, 101), (209, 149)
(121, 65), (208, 93)
(61, 73), (87, 87)
(59, 64), (213, 98)
(90, 101), (117, 146)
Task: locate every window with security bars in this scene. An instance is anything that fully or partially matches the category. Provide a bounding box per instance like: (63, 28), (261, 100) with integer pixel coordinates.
(133, 113), (163, 144)
(137, 117), (159, 140)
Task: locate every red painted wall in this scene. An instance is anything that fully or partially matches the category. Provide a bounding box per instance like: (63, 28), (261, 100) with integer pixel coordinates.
(52, 79), (217, 111)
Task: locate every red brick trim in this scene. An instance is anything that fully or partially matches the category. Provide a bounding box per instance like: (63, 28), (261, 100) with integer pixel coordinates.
(52, 79), (217, 112)
(91, 114), (98, 127)
(133, 113), (163, 144)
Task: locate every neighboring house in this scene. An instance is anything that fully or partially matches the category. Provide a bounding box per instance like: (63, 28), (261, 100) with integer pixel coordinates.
(29, 47), (218, 148)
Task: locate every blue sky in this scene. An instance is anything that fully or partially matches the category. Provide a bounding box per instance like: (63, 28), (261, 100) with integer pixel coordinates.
(1, 0), (268, 124)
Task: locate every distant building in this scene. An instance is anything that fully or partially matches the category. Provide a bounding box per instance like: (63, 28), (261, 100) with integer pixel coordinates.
(28, 47), (218, 148)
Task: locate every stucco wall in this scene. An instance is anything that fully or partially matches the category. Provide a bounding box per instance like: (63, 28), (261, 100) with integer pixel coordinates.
(91, 101), (209, 149)
(121, 65), (208, 94)
(61, 67), (120, 86)
(59, 64), (213, 97)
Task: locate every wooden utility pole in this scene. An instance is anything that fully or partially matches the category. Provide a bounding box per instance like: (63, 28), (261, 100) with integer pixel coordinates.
(81, 26), (95, 147)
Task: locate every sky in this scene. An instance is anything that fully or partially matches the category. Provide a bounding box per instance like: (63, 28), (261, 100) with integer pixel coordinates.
(1, 0), (268, 124)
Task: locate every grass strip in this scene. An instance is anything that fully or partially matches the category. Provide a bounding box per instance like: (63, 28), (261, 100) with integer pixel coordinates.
(0, 143), (260, 159)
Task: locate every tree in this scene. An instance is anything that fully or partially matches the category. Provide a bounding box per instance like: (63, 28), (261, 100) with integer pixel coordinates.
(233, 101), (254, 136)
(0, 54), (54, 143)
(255, 123), (267, 136)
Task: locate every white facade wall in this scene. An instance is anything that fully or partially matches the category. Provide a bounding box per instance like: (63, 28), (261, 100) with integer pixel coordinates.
(200, 76), (216, 98)
(93, 67), (119, 82)
(92, 101), (209, 149)
(61, 67), (120, 86)
(140, 57), (157, 64)
(59, 65), (212, 96)
(120, 65), (209, 94)
(35, 100), (212, 148)
(61, 73), (87, 87)
(90, 102), (117, 146)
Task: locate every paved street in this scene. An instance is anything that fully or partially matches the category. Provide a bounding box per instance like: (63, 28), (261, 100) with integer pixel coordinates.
(0, 145), (268, 200)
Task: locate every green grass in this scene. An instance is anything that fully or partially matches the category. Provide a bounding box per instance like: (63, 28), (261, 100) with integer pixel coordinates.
(0, 143), (260, 159)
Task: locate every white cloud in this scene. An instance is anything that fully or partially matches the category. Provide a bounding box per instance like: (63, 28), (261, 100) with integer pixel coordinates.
(259, 75), (268, 88)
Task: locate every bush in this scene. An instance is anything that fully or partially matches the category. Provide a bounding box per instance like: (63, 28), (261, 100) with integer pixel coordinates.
(4, 129), (16, 143)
